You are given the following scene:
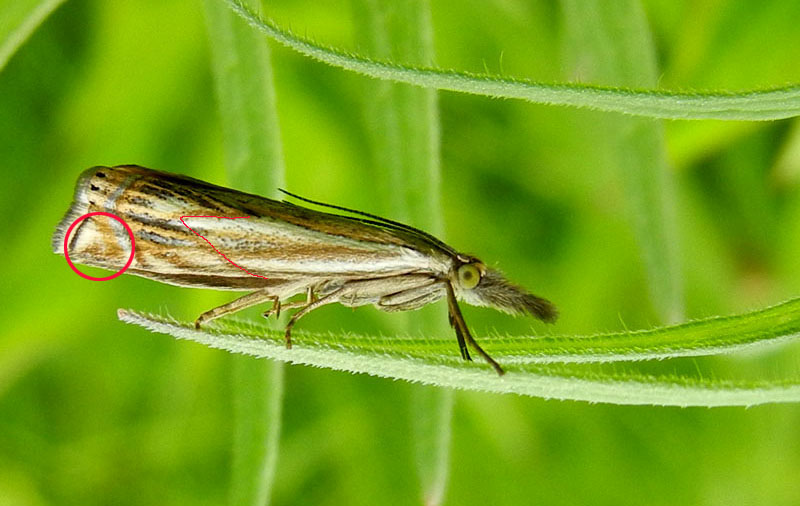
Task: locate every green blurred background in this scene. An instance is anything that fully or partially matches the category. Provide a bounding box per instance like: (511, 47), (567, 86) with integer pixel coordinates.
(2, 0), (800, 504)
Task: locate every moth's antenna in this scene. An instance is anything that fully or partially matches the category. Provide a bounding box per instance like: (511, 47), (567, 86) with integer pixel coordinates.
(279, 188), (456, 255)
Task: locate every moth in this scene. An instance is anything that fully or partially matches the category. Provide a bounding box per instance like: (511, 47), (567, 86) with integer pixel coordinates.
(53, 165), (557, 374)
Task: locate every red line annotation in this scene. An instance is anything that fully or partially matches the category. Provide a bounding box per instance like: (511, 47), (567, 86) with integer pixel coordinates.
(179, 216), (268, 279)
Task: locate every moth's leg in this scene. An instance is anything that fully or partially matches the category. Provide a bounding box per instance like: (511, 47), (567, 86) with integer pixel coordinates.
(448, 311), (471, 362)
(195, 290), (276, 329)
(378, 284), (445, 312)
(263, 287), (318, 319)
(283, 289), (344, 349)
(444, 282), (504, 376)
(333, 275), (437, 309)
(263, 299), (308, 318)
(265, 296), (280, 318)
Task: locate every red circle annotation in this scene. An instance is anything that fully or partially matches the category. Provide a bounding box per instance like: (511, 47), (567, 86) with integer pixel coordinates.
(63, 211), (136, 281)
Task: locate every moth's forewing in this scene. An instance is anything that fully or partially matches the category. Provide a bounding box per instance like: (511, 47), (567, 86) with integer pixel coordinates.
(179, 215), (438, 277)
(53, 168), (135, 271)
(57, 210), (133, 271)
(53, 166), (452, 289)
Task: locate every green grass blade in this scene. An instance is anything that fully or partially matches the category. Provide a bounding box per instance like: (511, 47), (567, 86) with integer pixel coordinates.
(229, 358), (284, 506)
(410, 387), (452, 506)
(353, 1), (452, 503)
(560, 0), (683, 323)
(203, 0), (286, 504)
(0, 0), (67, 72)
(120, 297), (800, 364)
(221, 0), (800, 121)
(203, 0), (285, 191)
(119, 296), (800, 407)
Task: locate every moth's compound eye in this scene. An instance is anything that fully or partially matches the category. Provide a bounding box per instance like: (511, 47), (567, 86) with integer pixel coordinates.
(457, 263), (481, 290)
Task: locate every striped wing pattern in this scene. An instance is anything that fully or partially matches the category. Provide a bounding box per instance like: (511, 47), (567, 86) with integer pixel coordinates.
(53, 166), (451, 290)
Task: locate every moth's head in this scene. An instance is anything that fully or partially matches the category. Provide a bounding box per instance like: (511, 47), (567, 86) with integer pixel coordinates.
(451, 257), (558, 323)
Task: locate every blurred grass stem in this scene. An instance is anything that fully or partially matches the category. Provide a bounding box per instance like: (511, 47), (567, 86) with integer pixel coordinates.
(203, 0), (286, 503)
